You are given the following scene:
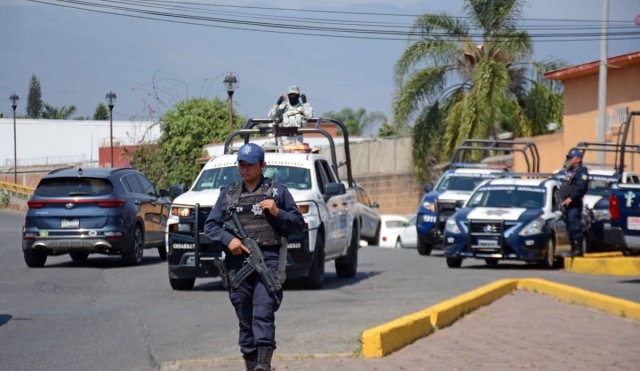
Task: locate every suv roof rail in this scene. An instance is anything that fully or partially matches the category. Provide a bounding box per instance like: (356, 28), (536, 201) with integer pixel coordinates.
(109, 167), (133, 174)
(47, 166), (75, 175)
(450, 139), (541, 173)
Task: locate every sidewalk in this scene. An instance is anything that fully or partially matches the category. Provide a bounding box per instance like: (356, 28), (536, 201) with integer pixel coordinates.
(163, 289), (640, 370)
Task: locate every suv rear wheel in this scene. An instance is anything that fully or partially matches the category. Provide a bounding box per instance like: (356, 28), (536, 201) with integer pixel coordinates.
(24, 250), (47, 268)
(122, 224), (144, 265)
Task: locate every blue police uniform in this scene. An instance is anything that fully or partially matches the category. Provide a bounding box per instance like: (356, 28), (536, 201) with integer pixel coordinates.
(560, 148), (589, 256)
(204, 143), (304, 371)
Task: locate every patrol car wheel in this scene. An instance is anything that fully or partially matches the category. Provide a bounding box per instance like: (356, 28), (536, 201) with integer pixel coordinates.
(539, 236), (556, 269)
(169, 277), (196, 291)
(446, 257), (462, 268)
(157, 246), (167, 260)
(304, 232), (325, 290)
(417, 238), (433, 256)
(335, 223), (359, 278)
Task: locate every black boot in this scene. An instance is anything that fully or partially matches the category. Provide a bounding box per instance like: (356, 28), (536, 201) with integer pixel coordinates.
(571, 241), (584, 257)
(254, 346), (274, 371)
(243, 351), (257, 371)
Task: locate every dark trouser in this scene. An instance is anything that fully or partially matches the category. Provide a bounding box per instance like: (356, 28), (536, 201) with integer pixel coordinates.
(226, 247), (283, 355)
(567, 207), (583, 251)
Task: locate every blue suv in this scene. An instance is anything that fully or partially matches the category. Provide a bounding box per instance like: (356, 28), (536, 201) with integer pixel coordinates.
(23, 167), (171, 267)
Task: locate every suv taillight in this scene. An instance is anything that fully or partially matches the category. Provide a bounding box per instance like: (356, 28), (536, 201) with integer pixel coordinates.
(27, 200), (46, 209)
(609, 193), (620, 220)
(95, 199), (126, 208)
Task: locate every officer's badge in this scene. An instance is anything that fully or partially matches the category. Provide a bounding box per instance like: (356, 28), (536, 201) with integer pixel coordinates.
(272, 188), (278, 198)
(252, 203), (263, 216)
(581, 174), (588, 181)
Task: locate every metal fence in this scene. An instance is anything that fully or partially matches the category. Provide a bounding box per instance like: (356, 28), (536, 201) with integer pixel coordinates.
(2, 154), (91, 168)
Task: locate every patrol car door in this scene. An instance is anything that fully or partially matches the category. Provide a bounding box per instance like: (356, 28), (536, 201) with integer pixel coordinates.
(551, 187), (570, 252)
(313, 160), (343, 256)
(320, 160), (352, 254)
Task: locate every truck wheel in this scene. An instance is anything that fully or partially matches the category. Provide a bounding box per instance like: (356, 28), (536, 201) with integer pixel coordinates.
(24, 250), (47, 268)
(335, 224), (359, 278)
(157, 246), (167, 260)
(417, 239), (433, 256)
(304, 233), (325, 290)
(538, 236), (556, 269)
(169, 277), (196, 291)
(446, 257), (462, 268)
(369, 223), (381, 246)
(122, 224), (144, 266)
(69, 252), (89, 261)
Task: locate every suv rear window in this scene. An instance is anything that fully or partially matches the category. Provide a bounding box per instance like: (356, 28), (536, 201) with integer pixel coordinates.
(35, 177), (114, 197)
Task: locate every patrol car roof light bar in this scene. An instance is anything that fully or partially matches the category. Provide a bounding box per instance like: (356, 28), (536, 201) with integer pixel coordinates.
(615, 111), (640, 181)
(502, 172), (560, 179)
(450, 139), (540, 173)
(224, 121), (341, 182)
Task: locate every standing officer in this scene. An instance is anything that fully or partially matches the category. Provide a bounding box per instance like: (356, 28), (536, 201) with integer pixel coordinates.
(204, 143), (304, 371)
(559, 148), (589, 257)
(268, 86), (314, 144)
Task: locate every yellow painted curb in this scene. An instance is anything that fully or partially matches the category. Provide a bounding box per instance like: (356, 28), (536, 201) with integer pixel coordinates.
(564, 256), (640, 276)
(361, 278), (640, 358)
(516, 278), (640, 320)
(361, 279), (516, 358)
(583, 251), (624, 258)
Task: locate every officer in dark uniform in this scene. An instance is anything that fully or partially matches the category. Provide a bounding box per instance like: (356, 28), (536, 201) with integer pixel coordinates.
(559, 148), (589, 257)
(204, 143), (304, 371)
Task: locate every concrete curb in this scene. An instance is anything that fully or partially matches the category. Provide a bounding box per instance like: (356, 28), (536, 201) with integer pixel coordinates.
(361, 278), (640, 358)
(564, 255), (640, 276)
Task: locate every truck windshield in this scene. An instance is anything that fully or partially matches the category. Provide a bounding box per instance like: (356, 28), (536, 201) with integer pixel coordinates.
(193, 165), (312, 191)
(467, 186), (546, 209)
(436, 174), (496, 192)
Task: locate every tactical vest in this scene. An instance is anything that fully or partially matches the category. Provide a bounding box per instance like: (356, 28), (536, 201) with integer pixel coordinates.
(559, 167), (583, 202)
(225, 178), (281, 247)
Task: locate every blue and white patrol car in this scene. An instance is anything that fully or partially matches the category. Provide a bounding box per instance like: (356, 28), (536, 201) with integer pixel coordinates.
(442, 177), (574, 269)
(416, 165), (509, 255)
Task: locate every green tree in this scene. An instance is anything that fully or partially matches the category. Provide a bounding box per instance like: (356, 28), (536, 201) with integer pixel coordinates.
(93, 102), (110, 120)
(41, 103), (77, 119)
(26, 74), (43, 118)
(393, 0), (565, 182)
(322, 107), (387, 136)
(378, 122), (399, 137)
(129, 97), (246, 189)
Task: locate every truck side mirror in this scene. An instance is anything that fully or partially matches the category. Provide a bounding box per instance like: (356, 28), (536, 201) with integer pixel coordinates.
(169, 184), (188, 198)
(325, 182), (346, 197)
(454, 200), (465, 209)
(423, 183), (433, 193)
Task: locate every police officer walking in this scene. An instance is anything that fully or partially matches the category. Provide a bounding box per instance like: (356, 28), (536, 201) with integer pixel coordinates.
(268, 86), (314, 145)
(560, 148), (589, 257)
(204, 143), (304, 371)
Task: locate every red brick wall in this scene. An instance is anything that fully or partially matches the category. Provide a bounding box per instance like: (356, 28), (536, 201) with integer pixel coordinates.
(353, 172), (423, 215)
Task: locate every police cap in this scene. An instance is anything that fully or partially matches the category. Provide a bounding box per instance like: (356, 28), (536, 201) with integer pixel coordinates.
(566, 148), (584, 159)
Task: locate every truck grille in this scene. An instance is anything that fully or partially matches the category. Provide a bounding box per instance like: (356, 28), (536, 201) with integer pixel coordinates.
(437, 201), (457, 219)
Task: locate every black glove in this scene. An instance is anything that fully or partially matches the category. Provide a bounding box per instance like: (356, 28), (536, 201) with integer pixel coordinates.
(277, 95), (285, 105)
(300, 94), (307, 104)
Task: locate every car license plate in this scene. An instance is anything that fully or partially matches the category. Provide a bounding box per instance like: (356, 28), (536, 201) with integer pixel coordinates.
(478, 239), (499, 247)
(61, 219), (80, 229)
(628, 217), (640, 230)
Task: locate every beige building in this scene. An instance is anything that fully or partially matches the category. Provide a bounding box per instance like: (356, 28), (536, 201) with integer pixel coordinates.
(514, 51), (640, 173)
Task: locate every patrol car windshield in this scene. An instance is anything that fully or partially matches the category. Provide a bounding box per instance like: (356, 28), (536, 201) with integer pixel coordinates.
(586, 176), (617, 197)
(436, 174), (497, 192)
(193, 166), (312, 191)
(467, 186), (546, 209)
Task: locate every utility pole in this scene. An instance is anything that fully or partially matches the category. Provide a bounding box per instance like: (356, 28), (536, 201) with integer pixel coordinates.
(596, 0), (609, 164)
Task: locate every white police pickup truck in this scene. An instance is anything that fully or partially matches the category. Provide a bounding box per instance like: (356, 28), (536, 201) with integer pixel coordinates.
(165, 118), (360, 290)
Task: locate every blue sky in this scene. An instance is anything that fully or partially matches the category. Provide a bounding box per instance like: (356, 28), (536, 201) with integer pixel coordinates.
(1, 0), (639, 135)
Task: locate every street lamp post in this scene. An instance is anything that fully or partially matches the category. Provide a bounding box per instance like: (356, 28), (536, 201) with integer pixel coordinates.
(105, 91), (117, 167)
(223, 73), (238, 134)
(9, 93), (19, 184)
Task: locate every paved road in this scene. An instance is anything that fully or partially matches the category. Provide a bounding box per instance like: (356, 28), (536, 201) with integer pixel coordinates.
(1, 210), (638, 371)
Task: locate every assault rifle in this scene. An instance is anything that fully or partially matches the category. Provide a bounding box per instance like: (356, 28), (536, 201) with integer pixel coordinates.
(213, 212), (282, 305)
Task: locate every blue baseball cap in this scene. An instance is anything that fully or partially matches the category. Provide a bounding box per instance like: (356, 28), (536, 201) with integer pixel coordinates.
(236, 143), (264, 164)
(566, 148), (584, 159)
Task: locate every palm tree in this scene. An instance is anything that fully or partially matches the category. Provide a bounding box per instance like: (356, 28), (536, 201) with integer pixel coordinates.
(393, 0), (565, 180)
(41, 103), (78, 119)
(322, 107), (387, 136)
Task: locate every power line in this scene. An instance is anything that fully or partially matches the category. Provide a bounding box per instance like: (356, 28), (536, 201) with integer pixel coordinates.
(27, 0), (640, 42)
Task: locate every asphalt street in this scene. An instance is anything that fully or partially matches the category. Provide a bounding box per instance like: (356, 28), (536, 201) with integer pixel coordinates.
(1, 209), (638, 371)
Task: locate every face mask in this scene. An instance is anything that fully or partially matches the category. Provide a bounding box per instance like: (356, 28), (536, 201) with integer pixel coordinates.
(288, 95), (299, 105)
